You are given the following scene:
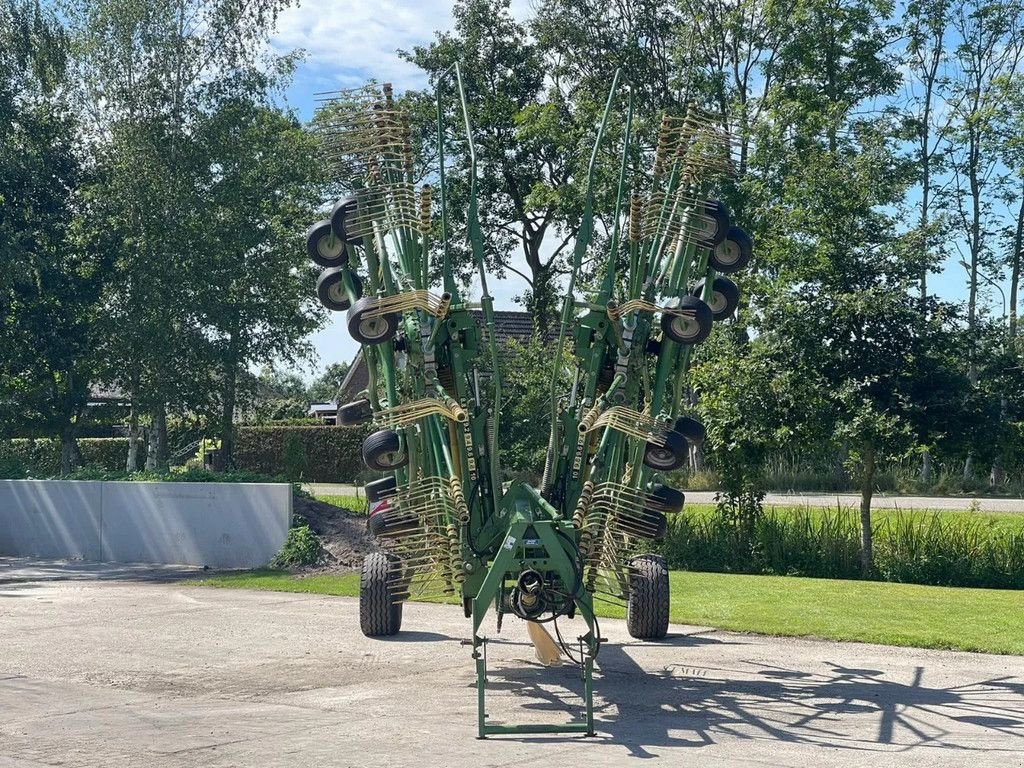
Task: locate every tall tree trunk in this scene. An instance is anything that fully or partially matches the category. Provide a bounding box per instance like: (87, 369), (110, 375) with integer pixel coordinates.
(219, 332), (239, 471)
(59, 420), (80, 475)
(920, 447), (932, 486)
(126, 397), (140, 473)
(859, 442), (875, 576)
(146, 403), (169, 472)
(1010, 188), (1022, 351)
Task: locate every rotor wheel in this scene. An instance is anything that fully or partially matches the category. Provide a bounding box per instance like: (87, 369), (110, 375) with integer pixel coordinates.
(694, 199), (731, 247)
(348, 297), (399, 346)
(673, 416), (706, 447)
(317, 269), (363, 312)
(661, 296), (713, 345)
(362, 429), (408, 471)
(365, 475), (397, 503)
(306, 219), (347, 267)
(616, 508), (668, 540)
(693, 276), (739, 322)
(330, 195), (363, 247)
(338, 398), (373, 426)
(708, 225), (752, 274)
(642, 429), (689, 472)
(626, 554), (670, 640)
(360, 552), (403, 637)
(647, 483), (685, 513)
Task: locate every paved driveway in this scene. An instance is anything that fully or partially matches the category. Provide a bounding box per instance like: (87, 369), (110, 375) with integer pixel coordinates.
(2, 559), (1023, 767)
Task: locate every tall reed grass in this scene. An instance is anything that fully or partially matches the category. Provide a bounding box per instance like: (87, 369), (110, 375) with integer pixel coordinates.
(658, 506), (1024, 589)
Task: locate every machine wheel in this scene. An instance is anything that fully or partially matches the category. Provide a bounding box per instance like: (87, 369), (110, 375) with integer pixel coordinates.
(306, 219), (346, 267)
(673, 416), (706, 447)
(360, 552), (403, 637)
(330, 195), (363, 246)
(362, 429), (407, 471)
(661, 296), (713, 345)
(617, 509), (668, 540)
(627, 554), (669, 640)
(647, 483), (685, 513)
(708, 226), (752, 274)
(348, 297), (399, 345)
(693, 276), (739, 321)
(317, 269), (363, 311)
(365, 475), (397, 503)
(642, 429), (688, 471)
(694, 200), (731, 247)
(338, 398), (373, 426)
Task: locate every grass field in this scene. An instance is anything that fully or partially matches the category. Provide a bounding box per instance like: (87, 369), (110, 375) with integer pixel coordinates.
(197, 568), (1024, 655)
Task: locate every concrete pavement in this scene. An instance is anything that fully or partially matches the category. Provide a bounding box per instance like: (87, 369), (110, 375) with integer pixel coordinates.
(308, 482), (1024, 512)
(2, 559), (1023, 766)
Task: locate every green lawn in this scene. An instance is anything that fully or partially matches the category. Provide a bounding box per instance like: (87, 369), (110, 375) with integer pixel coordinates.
(313, 494), (365, 513)
(197, 568), (1024, 655)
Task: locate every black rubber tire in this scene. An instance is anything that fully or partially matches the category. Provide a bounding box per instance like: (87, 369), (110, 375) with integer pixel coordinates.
(709, 225), (752, 274)
(695, 199), (731, 247)
(359, 552), (403, 636)
(330, 195), (363, 247)
(617, 508), (668, 540)
(647, 483), (685, 513)
(317, 269), (363, 312)
(365, 476), (397, 503)
(661, 295), (713, 345)
(306, 219), (347, 267)
(693, 276), (739, 321)
(645, 338), (662, 357)
(673, 416), (706, 447)
(338, 398), (373, 426)
(362, 429), (407, 471)
(643, 429), (689, 472)
(627, 554), (670, 640)
(367, 503), (418, 538)
(347, 297), (399, 346)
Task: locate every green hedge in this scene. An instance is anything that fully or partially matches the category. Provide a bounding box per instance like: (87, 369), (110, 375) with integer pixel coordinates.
(234, 426), (369, 483)
(0, 438), (141, 477)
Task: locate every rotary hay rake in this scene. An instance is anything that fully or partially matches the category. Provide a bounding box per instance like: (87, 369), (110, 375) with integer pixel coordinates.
(303, 67), (752, 738)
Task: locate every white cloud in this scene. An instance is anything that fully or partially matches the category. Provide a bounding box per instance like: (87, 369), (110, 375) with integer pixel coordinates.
(271, 0), (456, 92)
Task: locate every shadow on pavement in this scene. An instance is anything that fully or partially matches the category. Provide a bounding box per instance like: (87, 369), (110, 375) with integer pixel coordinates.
(480, 632), (1024, 757)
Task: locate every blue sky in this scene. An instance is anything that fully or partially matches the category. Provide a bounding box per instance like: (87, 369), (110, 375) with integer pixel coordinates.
(268, 1), (1010, 380)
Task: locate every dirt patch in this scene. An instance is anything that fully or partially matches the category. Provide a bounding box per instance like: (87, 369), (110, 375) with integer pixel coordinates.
(292, 496), (379, 568)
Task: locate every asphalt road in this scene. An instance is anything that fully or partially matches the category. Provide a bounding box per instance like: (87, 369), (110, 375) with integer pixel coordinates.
(308, 483), (1024, 512)
(2, 558), (1023, 767)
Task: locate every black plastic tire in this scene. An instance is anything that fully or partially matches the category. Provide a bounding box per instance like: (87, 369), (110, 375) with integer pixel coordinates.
(338, 398), (373, 426)
(359, 552), (403, 636)
(643, 429), (689, 472)
(330, 195), (363, 246)
(709, 225), (752, 274)
(617, 508), (668, 540)
(661, 296), (713, 345)
(348, 297), (399, 346)
(317, 269), (363, 312)
(306, 219), (347, 267)
(673, 416), (706, 447)
(365, 476), (397, 503)
(647, 483), (685, 513)
(693, 276), (739, 321)
(694, 200), (731, 247)
(362, 429), (407, 471)
(627, 554), (670, 639)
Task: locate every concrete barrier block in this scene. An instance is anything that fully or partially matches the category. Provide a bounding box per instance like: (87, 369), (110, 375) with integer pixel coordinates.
(99, 482), (291, 568)
(0, 480), (102, 560)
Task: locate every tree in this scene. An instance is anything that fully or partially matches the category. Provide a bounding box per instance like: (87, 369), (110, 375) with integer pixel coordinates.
(65, 0), (300, 469)
(406, 0), (589, 331)
(308, 362), (352, 403)
(193, 87), (323, 468)
(0, 0), (109, 471)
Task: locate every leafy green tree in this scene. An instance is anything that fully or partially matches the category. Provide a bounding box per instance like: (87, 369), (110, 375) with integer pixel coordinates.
(0, 0), (110, 471)
(308, 362), (352, 403)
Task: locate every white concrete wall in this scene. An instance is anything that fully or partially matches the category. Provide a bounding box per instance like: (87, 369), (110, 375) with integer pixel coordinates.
(0, 480), (291, 568)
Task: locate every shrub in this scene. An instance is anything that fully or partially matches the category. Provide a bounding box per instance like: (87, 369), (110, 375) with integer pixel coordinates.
(0, 438), (142, 476)
(271, 524), (323, 568)
(234, 426), (369, 483)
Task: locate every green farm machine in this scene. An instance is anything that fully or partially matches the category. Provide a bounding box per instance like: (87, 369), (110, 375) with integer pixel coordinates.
(304, 68), (751, 737)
